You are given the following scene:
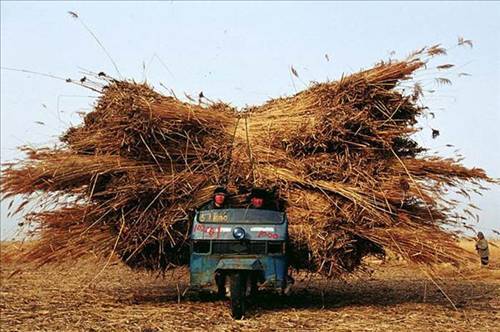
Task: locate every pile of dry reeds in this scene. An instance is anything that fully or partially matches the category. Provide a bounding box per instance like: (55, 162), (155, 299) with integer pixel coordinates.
(1, 45), (495, 276)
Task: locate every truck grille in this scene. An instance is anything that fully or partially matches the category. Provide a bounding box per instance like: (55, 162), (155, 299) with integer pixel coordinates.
(211, 241), (266, 255)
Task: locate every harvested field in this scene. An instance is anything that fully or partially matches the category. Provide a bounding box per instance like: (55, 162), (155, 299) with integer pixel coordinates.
(1, 42), (498, 330)
(1, 241), (499, 331)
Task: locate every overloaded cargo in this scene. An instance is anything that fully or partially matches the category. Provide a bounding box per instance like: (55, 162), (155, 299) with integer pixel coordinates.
(1, 44), (495, 276)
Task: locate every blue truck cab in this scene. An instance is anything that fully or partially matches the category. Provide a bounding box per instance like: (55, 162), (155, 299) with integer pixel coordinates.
(190, 208), (288, 318)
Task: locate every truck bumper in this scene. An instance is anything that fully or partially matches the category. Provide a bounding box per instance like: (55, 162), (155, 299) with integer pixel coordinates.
(190, 254), (287, 289)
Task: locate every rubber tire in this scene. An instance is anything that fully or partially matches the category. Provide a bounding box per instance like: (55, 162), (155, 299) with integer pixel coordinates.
(229, 272), (246, 319)
(250, 275), (259, 297)
(215, 273), (226, 299)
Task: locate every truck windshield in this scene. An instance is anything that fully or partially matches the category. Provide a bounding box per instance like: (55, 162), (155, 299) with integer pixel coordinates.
(197, 208), (284, 224)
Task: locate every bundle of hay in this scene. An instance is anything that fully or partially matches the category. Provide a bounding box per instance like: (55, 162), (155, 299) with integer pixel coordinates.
(1, 45), (495, 276)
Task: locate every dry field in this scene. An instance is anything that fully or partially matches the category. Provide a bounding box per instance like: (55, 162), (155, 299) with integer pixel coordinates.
(1, 240), (499, 331)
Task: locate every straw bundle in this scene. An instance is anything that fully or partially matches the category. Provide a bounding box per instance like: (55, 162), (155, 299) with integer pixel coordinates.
(1, 46), (495, 276)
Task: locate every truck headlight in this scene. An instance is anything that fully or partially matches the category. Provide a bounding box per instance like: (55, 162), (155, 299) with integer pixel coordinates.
(232, 227), (245, 240)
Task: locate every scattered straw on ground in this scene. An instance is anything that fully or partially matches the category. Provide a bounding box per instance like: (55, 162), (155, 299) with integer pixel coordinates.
(1, 241), (499, 331)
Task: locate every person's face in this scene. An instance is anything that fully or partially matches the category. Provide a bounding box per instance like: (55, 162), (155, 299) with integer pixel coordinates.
(214, 194), (225, 205)
(251, 197), (264, 208)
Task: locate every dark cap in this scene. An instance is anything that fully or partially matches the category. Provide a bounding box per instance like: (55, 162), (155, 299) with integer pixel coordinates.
(249, 188), (267, 198)
(214, 187), (228, 195)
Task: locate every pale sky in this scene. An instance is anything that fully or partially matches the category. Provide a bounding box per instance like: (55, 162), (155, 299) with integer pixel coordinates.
(1, 1), (499, 239)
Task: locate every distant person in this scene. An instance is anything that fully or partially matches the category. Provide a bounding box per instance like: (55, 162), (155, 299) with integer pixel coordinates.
(200, 187), (228, 210)
(475, 232), (489, 267)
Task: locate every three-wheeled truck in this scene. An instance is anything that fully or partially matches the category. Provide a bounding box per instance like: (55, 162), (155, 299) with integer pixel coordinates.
(190, 208), (289, 319)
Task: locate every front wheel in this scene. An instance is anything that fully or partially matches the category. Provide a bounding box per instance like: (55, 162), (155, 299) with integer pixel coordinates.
(215, 272), (226, 299)
(229, 272), (247, 319)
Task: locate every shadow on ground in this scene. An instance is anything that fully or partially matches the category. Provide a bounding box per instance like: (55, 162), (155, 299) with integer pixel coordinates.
(126, 276), (498, 318)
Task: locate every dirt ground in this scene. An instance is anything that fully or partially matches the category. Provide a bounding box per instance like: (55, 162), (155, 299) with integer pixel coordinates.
(1, 241), (499, 331)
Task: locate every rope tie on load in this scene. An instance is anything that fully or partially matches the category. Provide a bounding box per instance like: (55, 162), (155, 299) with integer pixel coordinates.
(244, 116), (256, 185)
(223, 116), (241, 186)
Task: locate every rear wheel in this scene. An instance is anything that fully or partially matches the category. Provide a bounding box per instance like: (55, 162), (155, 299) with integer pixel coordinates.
(229, 272), (247, 319)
